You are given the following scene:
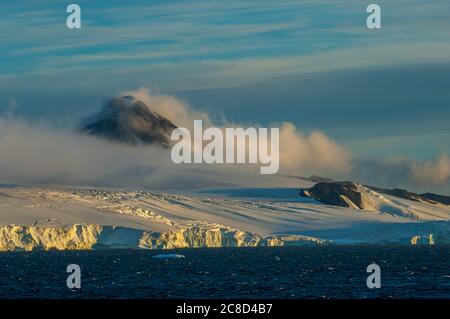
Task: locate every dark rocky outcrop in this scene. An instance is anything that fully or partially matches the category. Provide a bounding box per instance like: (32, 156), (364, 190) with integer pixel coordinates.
(80, 96), (177, 147)
(366, 186), (423, 202)
(309, 175), (335, 183)
(418, 193), (450, 206)
(367, 186), (450, 206)
(299, 181), (366, 209)
(300, 180), (450, 209)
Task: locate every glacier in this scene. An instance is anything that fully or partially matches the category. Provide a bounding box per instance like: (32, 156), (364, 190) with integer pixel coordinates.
(0, 183), (449, 251)
(0, 224), (327, 251)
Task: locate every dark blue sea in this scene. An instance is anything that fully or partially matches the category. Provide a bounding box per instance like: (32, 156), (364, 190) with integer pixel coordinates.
(0, 246), (449, 299)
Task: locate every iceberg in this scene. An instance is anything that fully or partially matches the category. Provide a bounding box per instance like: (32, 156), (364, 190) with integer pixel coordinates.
(153, 254), (185, 259)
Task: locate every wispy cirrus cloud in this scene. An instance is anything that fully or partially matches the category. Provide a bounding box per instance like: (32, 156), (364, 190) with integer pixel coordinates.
(2, 0), (450, 83)
(1, 0), (449, 173)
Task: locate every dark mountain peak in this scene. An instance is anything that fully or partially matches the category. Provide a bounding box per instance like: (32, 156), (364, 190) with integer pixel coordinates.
(80, 96), (177, 147)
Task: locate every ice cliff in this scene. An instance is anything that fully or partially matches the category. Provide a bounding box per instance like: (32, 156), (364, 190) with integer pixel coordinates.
(1, 186), (449, 250)
(0, 224), (328, 251)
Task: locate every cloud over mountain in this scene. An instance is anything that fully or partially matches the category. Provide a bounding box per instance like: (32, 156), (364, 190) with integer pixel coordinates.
(0, 88), (448, 193)
(80, 95), (177, 147)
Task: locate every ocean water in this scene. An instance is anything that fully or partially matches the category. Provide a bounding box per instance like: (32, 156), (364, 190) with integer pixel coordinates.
(0, 246), (449, 299)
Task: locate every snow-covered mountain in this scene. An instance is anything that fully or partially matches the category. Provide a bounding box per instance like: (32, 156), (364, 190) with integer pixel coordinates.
(0, 178), (449, 250)
(80, 95), (177, 147)
(299, 181), (450, 220)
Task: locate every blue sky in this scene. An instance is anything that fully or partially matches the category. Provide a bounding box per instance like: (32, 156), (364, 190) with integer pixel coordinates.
(1, 0), (449, 160)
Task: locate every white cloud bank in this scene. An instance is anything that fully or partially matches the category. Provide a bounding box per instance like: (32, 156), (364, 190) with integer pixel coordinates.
(411, 156), (450, 188)
(0, 88), (448, 193)
(120, 88), (353, 177)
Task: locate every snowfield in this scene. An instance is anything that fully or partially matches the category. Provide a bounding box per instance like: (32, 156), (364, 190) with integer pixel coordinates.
(0, 182), (449, 250)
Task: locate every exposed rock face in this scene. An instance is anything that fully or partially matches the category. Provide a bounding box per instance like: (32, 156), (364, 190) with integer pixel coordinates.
(368, 186), (450, 206)
(301, 180), (450, 210)
(309, 175), (335, 183)
(367, 187), (422, 202)
(418, 193), (450, 206)
(300, 181), (368, 209)
(80, 96), (177, 147)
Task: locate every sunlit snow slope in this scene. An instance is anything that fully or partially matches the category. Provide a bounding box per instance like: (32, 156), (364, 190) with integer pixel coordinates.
(0, 181), (449, 250)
